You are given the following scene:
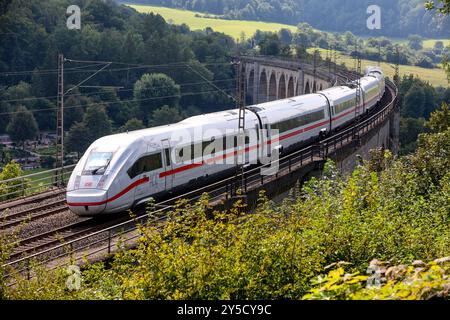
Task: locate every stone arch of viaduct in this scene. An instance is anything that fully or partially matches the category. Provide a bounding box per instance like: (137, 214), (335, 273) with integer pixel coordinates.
(242, 57), (333, 105)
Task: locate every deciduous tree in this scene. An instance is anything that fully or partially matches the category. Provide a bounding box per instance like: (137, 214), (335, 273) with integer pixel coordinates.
(6, 106), (38, 149)
(133, 73), (180, 124)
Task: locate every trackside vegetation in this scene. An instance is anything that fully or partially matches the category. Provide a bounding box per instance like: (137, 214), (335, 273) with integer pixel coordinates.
(0, 103), (449, 300)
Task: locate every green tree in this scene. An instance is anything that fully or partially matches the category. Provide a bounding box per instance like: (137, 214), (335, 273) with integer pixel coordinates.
(426, 102), (450, 132)
(403, 84), (426, 118)
(83, 104), (112, 142)
(407, 35), (424, 51)
(258, 33), (282, 56)
(91, 89), (133, 128)
(6, 106), (38, 149)
(434, 41), (445, 51)
(64, 95), (90, 129)
(278, 28), (293, 45)
(120, 118), (146, 132)
(5, 82), (33, 106)
(344, 31), (357, 46)
(65, 122), (91, 158)
(399, 117), (427, 155)
(425, 0), (450, 14)
(148, 105), (183, 127)
(412, 127), (450, 186)
(133, 73), (180, 124)
(121, 31), (144, 63)
(31, 98), (56, 131)
(442, 54), (450, 84)
(0, 89), (11, 133)
(0, 160), (28, 201)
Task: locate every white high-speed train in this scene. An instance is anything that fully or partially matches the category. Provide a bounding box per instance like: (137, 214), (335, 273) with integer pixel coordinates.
(66, 66), (385, 215)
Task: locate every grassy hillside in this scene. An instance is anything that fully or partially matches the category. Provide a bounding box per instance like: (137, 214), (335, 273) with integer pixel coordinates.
(423, 39), (450, 49)
(311, 48), (448, 87)
(392, 38), (450, 49)
(127, 4), (297, 40)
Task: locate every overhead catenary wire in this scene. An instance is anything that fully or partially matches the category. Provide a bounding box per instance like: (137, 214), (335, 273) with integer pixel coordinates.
(0, 59), (237, 117)
(0, 87), (236, 117)
(185, 63), (237, 102)
(0, 62), (113, 76)
(65, 62), (112, 94)
(0, 77), (237, 104)
(0, 61), (234, 77)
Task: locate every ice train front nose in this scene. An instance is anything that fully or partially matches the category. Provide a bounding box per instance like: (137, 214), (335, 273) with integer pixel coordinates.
(67, 189), (108, 215)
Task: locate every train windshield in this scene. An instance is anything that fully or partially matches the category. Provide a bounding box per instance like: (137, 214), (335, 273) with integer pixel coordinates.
(83, 152), (113, 175)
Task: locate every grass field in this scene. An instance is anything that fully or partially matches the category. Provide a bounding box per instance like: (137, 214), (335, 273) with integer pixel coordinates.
(127, 4), (298, 40)
(423, 39), (450, 49)
(310, 48), (448, 87)
(22, 168), (54, 188)
(391, 38), (450, 49)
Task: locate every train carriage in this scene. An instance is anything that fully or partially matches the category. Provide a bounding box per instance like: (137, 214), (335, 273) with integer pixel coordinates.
(249, 93), (331, 154)
(67, 66), (385, 215)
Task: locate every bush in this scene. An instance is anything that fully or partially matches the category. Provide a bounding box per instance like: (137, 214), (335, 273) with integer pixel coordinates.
(0, 161), (29, 201)
(304, 257), (450, 300)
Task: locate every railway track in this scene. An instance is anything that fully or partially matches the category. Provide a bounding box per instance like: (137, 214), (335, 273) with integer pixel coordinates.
(0, 188), (66, 213)
(0, 199), (68, 231)
(7, 214), (136, 263)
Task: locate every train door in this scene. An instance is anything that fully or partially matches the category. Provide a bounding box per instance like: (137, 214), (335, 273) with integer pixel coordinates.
(133, 145), (165, 202)
(361, 86), (367, 113)
(247, 119), (260, 164)
(161, 139), (173, 191)
(260, 116), (272, 159)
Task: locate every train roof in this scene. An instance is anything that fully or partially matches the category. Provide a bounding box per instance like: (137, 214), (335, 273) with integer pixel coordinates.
(365, 66), (383, 75)
(319, 85), (355, 95)
(250, 93), (326, 111)
(90, 123), (188, 150)
(88, 109), (258, 152)
(180, 109), (250, 125)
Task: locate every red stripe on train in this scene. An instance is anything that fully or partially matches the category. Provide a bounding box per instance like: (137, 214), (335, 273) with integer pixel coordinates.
(67, 176), (149, 207)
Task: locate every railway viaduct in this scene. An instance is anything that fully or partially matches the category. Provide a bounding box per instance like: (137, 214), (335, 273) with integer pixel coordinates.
(241, 56), (334, 104)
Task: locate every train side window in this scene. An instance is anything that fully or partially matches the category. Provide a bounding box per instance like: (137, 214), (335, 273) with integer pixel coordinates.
(202, 139), (212, 153)
(127, 153), (162, 179)
(202, 138), (216, 156)
(177, 147), (184, 162)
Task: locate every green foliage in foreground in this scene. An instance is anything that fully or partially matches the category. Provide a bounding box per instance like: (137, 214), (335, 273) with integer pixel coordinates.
(305, 257), (450, 300)
(1, 125), (450, 300)
(0, 161), (29, 201)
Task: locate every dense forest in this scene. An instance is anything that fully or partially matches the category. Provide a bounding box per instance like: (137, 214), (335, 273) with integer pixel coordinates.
(130, 0), (450, 37)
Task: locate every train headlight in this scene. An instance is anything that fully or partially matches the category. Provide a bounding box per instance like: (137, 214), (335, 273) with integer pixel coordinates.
(97, 175), (109, 190)
(74, 175), (81, 190)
